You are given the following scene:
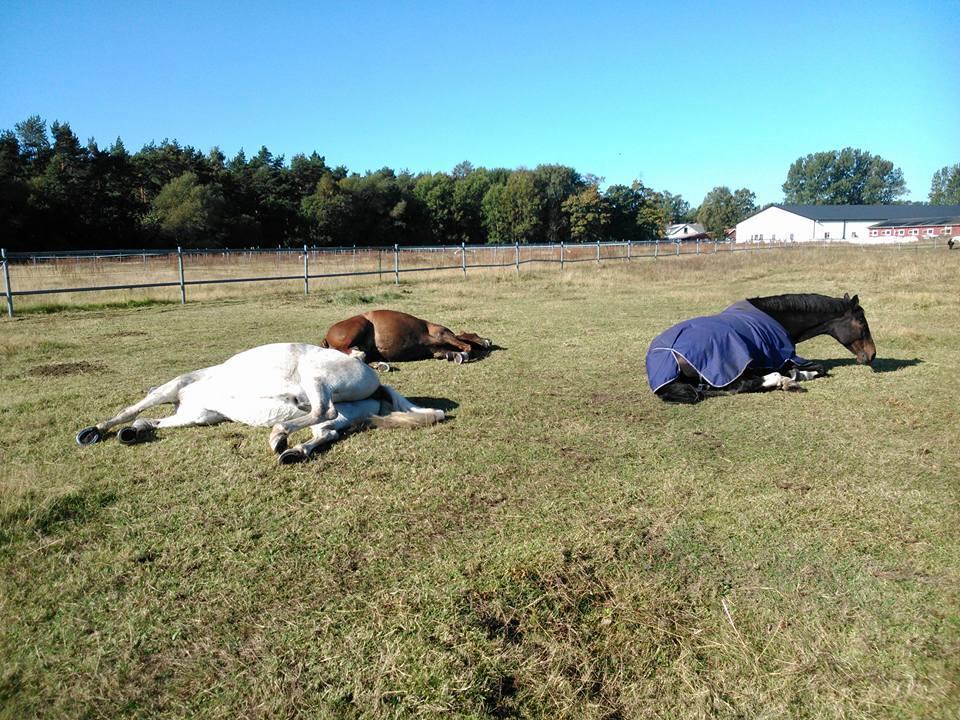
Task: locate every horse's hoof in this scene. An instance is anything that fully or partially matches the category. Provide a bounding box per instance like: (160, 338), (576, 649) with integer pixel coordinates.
(480, 338), (492, 348)
(278, 448), (308, 465)
(76, 426), (102, 445)
(780, 378), (806, 392)
(455, 352), (468, 365)
(373, 361), (391, 373)
(117, 426), (138, 445)
(117, 425), (153, 445)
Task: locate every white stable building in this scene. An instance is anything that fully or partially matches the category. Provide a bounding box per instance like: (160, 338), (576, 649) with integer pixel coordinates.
(736, 204), (960, 245)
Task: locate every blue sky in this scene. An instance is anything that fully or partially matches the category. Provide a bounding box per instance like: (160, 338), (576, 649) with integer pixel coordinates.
(2, 1), (958, 206)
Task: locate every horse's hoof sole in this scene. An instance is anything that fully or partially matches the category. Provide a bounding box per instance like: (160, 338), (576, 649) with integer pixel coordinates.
(278, 448), (308, 465)
(76, 426), (102, 445)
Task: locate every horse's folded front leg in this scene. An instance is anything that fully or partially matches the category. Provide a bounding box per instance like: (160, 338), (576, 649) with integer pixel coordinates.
(434, 349), (469, 364)
(763, 372), (805, 392)
(76, 371), (202, 445)
(117, 418), (159, 445)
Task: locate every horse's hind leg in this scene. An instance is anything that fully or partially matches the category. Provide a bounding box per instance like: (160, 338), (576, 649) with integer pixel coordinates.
(323, 317), (376, 357)
(276, 399), (380, 464)
(269, 379), (337, 454)
(76, 371), (203, 445)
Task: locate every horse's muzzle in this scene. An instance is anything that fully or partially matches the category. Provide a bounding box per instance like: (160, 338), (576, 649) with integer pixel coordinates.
(856, 345), (876, 365)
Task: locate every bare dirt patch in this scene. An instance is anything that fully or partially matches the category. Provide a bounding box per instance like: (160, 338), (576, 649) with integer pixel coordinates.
(27, 361), (106, 377)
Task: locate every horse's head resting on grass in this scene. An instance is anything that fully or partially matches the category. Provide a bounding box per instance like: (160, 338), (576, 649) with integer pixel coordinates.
(748, 292), (876, 365)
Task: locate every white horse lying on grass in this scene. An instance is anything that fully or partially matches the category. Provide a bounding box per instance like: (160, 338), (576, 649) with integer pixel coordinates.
(76, 343), (446, 464)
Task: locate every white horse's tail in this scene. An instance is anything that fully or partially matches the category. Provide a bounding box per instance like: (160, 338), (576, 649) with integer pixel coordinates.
(361, 409), (444, 430)
(349, 385), (445, 429)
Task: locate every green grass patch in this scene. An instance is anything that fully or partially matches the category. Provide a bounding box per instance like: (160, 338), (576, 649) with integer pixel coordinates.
(0, 248), (958, 718)
(14, 298), (177, 316)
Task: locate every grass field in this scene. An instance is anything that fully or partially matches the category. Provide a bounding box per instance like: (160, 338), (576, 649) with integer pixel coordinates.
(1, 248), (958, 718)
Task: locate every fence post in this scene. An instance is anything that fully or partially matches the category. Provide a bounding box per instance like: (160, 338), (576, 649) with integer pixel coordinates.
(461, 241), (466, 278)
(303, 244), (309, 295)
(393, 244), (400, 285)
(177, 246), (186, 304)
(696, 238), (700, 255)
(675, 240), (680, 256)
(560, 241), (565, 270)
(515, 242), (520, 273)
(595, 239), (600, 263)
(2, 249), (13, 318)
(714, 237), (718, 253)
(627, 239), (632, 261)
(655, 238), (660, 259)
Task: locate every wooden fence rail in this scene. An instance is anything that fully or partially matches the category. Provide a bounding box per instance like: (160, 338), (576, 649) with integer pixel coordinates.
(1, 237), (948, 318)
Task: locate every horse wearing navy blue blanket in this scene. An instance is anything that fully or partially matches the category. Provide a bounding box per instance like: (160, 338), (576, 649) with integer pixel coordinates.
(647, 293), (876, 404)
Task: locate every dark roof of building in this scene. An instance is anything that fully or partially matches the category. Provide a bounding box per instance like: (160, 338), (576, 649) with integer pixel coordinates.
(773, 204), (960, 221)
(870, 215), (960, 228)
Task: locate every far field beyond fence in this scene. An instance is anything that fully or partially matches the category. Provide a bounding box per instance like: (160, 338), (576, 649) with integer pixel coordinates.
(1, 236), (951, 317)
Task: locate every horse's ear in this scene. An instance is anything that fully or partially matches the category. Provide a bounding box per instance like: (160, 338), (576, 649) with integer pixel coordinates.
(850, 294), (860, 308)
(843, 292), (850, 302)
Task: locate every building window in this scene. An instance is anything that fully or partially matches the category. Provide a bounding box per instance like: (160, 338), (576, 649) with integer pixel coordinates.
(883, 229), (891, 235)
(824, 232), (830, 239)
(897, 229), (905, 236)
(852, 231), (858, 238)
(870, 229), (878, 236)
(925, 228), (935, 236)
(944, 227), (953, 234)
(909, 229), (919, 235)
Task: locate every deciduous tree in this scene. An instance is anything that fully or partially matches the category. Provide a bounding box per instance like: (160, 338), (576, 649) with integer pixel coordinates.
(696, 186), (756, 240)
(146, 171), (224, 246)
(562, 185), (610, 242)
(782, 148), (906, 204)
(482, 171), (542, 245)
(929, 164), (960, 205)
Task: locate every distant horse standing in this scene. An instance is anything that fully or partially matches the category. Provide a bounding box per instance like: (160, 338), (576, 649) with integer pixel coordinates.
(76, 343), (445, 464)
(647, 293), (876, 404)
(322, 309), (493, 368)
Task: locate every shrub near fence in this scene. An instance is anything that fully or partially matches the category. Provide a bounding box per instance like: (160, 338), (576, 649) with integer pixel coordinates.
(0, 236), (948, 317)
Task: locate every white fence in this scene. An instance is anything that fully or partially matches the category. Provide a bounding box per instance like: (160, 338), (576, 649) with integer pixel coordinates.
(1, 236), (951, 318)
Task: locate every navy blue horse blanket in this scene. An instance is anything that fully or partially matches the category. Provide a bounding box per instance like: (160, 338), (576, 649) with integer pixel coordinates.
(645, 301), (806, 392)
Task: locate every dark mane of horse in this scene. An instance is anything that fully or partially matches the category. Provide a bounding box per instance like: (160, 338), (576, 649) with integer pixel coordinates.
(747, 293), (851, 315)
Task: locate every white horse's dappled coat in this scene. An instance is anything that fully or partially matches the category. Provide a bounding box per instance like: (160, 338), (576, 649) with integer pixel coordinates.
(76, 343), (445, 464)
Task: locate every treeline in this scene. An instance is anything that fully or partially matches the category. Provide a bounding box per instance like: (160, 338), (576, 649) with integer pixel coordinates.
(0, 116), (714, 252)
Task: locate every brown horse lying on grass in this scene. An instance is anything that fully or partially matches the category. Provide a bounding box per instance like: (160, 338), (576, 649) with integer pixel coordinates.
(321, 309), (493, 370)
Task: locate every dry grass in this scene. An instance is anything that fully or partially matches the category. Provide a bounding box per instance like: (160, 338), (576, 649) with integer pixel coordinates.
(1, 246), (958, 718)
(3, 240), (802, 312)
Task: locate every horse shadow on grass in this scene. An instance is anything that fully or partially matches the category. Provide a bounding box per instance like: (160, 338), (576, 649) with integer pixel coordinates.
(820, 357), (923, 374)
